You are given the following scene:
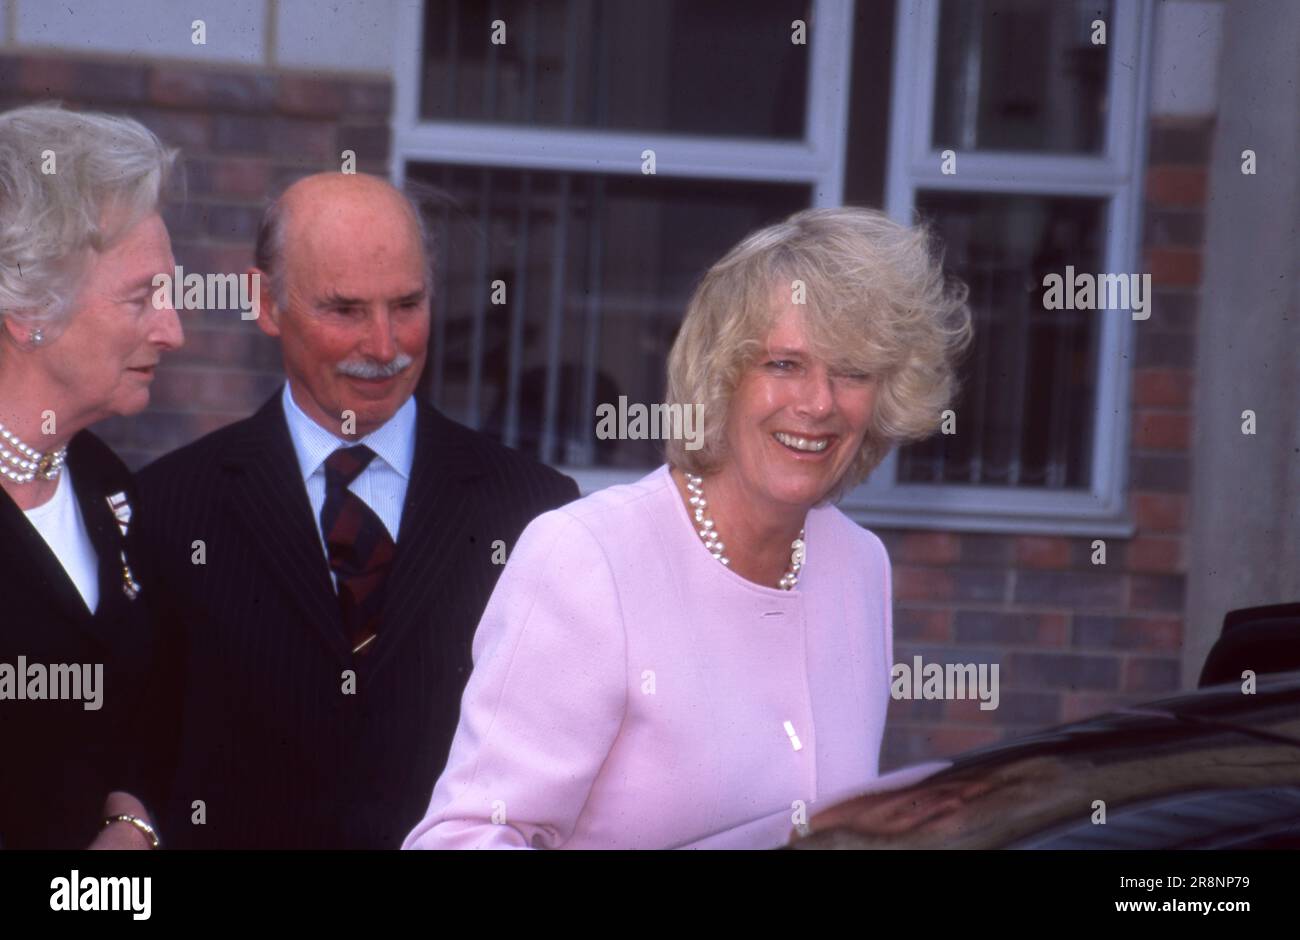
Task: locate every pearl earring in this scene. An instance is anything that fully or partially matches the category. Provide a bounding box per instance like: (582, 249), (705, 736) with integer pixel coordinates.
(30, 328), (44, 345)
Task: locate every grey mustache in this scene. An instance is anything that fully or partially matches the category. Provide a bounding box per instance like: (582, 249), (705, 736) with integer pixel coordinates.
(337, 353), (414, 379)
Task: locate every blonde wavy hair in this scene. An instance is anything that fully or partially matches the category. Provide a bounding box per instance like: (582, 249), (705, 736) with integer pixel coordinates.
(665, 206), (972, 502)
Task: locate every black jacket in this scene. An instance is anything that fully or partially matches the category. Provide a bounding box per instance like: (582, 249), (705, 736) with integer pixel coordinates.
(133, 392), (578, 848)
(0, 431), (161, 848)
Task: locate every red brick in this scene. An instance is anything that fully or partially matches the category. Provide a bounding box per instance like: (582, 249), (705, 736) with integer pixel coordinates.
(1008, 652), (1121, 691)
(20, 56), (76, 97)
(1142, 207), (1205, 248)
(1131, 452), (1191, 493)
(1132, 492), (1187, 533)
(166, 326), (281, 371)
(211, 113), (271, 154)
(149, 367), (281, 413)
(129, 107), (213, 151)
(211, 157), (273, 199)
(1037, 613), (1070, 646)
(899, 532), (961, 564)
(1145, 166), (1207, 207)
(1061, 691), (1132, 722)
(1132, 368), (1192, 408)
(192, 412), (245, 436)
(337, 122), (390, 162)
(922, 727), (1002, 757)
(1126, 537), (1183, 574)
(1136, 327), (1195, 369)
(886, 697), (946, 726)
(205, 204), (263, 241)
(277, 76), (348, 116)
(1147, 120), (1213, 164)
(953, 610), (1067, 647)
(894, 607), (953, 642)
(894, 566), (953, 602)
(1128, 574), (1186, 612)
(74, 60), (150, 104)
(21, 56), (147, 104)
(150, 66), (277, 111)
(1070, 537), (1125, 568)
(1122, 656), (1182, 694)
(959, 533), (1016, 567)
(1073, 614), (1182, 650)
(1015, 536), (1070, 569)
(1015, 569), (1125, 609)
(937, 692), (1059, 728)
(1146, 248), (1202, 287)
(951, 569), (1007, 603)
(177, 244), (255, 276)
(944, 698), (998, 725)
(270, 117), (338, 164)
(345, 81), (393, 115)
(1132, 412), (1192, 451)
(1148, 288), (1199, 328)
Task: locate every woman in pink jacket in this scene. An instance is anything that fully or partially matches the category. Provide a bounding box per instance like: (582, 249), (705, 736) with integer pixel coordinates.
(403, 207), (971, 849)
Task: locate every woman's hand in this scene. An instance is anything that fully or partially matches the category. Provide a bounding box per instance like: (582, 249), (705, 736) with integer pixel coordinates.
(87, 791), (156, 850)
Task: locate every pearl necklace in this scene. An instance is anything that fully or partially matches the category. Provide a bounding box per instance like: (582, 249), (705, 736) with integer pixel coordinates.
(0, 419), (67, 484)
(684, 472), (806, 590)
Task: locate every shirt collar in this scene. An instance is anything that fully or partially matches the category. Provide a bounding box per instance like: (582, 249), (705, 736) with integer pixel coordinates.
(280, 382), (416, 482)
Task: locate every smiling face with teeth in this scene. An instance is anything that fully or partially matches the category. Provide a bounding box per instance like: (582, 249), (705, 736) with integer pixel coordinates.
(717, 300), (877, 516)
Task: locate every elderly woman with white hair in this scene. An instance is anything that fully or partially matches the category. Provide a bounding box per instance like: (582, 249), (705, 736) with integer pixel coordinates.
(0, 104), (183, 848)
(403, 207), (971, 850)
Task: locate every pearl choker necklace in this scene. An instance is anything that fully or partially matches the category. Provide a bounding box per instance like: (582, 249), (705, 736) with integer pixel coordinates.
(0, 420), (67, 484)
(684, 472), (806, 590)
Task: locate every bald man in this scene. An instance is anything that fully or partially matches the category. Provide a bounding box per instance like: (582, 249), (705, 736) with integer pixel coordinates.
(134, 173), (578, 848)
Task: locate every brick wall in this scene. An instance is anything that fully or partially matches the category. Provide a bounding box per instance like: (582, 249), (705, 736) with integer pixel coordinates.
(0, 51), (392, 468)
(878, 116), (1214, 770)
(3, 50), (1217, 768)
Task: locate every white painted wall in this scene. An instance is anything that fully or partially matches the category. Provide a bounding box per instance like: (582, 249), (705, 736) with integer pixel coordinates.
(1149, 0), (1225, 118)
(12, 0), (266, 64)
(275, 0), (398, 71)
(1186, 0), (1300, 682)
(2, 0), (398, 74)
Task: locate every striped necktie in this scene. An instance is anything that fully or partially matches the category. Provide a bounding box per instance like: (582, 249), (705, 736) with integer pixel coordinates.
(321, 445), (396, 656)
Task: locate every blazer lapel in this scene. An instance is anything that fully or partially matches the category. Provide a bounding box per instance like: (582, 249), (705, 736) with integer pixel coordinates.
(367, 402), (486, 676)
(0, 477), (96, 635)
(221, 394), (351, 664)
(67, 442), (137, 643)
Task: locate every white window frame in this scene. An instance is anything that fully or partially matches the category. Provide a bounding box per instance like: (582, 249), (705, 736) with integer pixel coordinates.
(390, 0), (855, 495)
(839, 0), (1154, 536)
(390, 0), (1151, 536)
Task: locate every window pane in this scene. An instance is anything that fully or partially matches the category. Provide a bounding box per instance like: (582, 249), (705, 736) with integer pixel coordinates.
(406, 163), (809, 466)
(420, 0), (810, 138)
(931, 0), (1112, 154)
(899, 191), (1107, 489)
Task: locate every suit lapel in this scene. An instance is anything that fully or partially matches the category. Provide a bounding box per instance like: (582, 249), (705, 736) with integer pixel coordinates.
(221, 394), (351, 664)
(367, 402), (485, 676)
(68, 440), (135, 642)
(0, 474), (97, 635)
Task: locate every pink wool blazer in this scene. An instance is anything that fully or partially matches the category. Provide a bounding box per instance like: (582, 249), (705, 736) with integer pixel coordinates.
(402, 464), (894, 849)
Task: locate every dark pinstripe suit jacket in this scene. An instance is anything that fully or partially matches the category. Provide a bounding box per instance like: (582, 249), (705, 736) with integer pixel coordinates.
(134, 391), (578, 848)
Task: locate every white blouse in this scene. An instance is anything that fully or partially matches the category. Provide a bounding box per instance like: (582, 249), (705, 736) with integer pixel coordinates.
(24, 469), (99, 614)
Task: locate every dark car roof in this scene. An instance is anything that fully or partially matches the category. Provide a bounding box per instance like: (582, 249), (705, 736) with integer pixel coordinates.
(795, 671), (1300, 849)
(944, 670), (1300, 774)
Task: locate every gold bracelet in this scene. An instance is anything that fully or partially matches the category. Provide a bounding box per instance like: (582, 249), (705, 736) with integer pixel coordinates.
(101, 814), (162, 849)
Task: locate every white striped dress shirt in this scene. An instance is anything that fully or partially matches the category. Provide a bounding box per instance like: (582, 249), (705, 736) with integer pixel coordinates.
(280, 382), (416, 579)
